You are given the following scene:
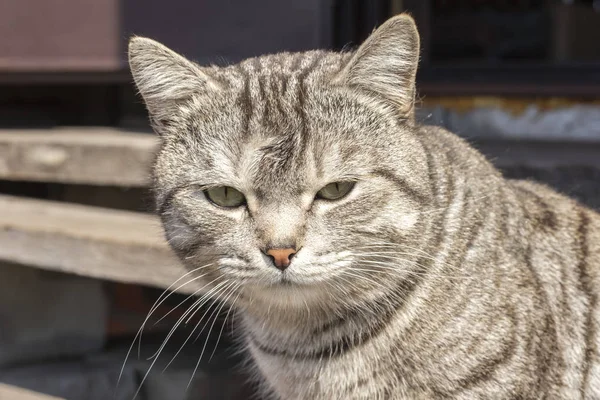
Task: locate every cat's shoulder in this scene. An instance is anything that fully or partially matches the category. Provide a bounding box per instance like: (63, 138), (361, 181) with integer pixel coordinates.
(509, 179), (600, 226)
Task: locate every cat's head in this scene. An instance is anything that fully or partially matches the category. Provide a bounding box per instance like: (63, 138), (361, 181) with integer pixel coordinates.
(129, 15), (433, 312)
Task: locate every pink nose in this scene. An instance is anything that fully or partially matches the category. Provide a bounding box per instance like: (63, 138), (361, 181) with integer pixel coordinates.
(266, 248), (297, 271)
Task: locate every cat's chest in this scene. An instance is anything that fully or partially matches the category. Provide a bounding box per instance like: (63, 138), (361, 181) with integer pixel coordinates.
(241, 310), (414, 398)
(249, 344), (387, 400)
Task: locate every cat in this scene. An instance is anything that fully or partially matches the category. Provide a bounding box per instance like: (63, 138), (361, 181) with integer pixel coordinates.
(128, 14), (600, 399)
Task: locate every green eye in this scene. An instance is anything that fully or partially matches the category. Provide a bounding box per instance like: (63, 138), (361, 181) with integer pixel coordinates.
(316, 182), (355, 201)
(204, 186), (246, 208)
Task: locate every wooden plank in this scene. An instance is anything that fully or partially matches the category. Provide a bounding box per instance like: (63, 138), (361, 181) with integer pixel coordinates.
(0, 384), (64, 400)
(0, 128), (158, 187)
(0, 195), (195, 294)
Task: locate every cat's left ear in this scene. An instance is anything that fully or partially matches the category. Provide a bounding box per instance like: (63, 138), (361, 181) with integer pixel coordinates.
(334, 14), (420, 118)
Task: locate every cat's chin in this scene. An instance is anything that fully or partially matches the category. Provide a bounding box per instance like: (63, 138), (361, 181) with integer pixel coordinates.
(257, 274), (333, 290)
(242, 276), (336, 309)
(245, 274), (314, 290)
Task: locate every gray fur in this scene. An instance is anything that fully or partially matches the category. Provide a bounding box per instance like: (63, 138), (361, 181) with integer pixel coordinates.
(129, 14), (600, 399)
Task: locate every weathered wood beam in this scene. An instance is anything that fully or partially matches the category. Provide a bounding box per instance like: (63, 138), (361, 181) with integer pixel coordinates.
(0, 128), (158, 187)
(0, 384), (64, 400)
(0, 195), (195, 293)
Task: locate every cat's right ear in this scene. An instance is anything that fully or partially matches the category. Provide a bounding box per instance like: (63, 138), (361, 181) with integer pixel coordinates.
(128, 37), (220, 133)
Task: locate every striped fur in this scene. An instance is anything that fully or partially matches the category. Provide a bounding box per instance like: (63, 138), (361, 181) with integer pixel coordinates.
(129, 14), (600, 399)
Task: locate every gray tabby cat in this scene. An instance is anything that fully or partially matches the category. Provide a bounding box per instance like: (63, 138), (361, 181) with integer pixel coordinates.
(128, 14), (600, 399)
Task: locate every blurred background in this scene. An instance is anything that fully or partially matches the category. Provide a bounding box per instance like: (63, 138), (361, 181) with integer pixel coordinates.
(0, 1), (599, 399)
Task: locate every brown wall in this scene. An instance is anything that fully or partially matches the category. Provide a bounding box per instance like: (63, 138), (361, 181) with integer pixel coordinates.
(0, 0), (121, 71)
(0, 0), (330, 73)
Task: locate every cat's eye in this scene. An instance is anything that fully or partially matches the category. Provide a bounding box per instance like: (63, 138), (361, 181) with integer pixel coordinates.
(316, 182), (355, 201)
(204, 186), (246, 208)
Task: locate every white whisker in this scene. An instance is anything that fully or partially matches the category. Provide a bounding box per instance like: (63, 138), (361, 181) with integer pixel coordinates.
(162, 280), (237, 372)
(210, 286), (243, 361)
(188, 282), (242, 389)
(130, 276), (227, 400)
(117, 263), (212, 391)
